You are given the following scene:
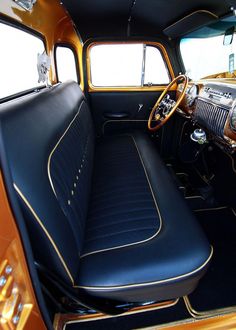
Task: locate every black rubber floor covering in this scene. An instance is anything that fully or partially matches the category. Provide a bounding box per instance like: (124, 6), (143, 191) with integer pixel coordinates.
(188, 208), (236, 312)
(64, 299), (189, 330)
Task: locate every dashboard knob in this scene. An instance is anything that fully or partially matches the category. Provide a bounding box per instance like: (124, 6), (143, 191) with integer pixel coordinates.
(190, 129), (207, 144)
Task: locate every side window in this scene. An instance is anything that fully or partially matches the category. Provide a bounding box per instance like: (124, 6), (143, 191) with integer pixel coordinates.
(89, 43), (171, 88)
(0, 22), (45, 99)
(56, 46), (78, 83)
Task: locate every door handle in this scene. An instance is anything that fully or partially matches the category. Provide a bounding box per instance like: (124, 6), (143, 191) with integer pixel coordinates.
(103, 112), (129, 119)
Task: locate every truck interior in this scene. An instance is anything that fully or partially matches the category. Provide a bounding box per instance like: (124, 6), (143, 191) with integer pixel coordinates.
(1, 1), (236, 329)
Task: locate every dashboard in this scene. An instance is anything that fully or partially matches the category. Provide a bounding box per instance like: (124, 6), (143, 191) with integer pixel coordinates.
(178, 79), (236, 150)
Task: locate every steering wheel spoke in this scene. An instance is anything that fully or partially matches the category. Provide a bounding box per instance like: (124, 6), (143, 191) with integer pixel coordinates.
(148, 74), (188, 131)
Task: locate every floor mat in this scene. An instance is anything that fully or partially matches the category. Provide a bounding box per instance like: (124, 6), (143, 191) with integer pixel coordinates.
(64, 299), (189, 330)
(188, 208), (236, 312)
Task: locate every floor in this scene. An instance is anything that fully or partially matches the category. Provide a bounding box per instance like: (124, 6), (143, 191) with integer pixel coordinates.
(65, 299), (189, 330)
(172, 144), (236, 313)
(188, 207), (236, 312)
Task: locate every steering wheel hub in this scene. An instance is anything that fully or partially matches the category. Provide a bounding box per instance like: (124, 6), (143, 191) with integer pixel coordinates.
(148, 74), (188, 131)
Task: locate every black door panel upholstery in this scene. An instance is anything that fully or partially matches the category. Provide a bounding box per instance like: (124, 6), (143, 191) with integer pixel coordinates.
(89, 91), (169, 135)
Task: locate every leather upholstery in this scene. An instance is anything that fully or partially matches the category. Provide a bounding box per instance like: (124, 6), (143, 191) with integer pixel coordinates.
(79, 132), (212, 301)
(0, 82), (87, 284)
(49, 99), (94, 252)
(83, 135), (161, 256)
(0, 81), (212, 306)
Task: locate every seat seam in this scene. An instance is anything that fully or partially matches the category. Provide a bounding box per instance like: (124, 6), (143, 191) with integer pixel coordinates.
(14, 183), (75, 286)
(81, 135), (163, 258)
(85, 226), (158, 242)
(75, 246), (213, 290)
(47, 100), (85, 198)
(86, 215), (158, 232)
(88, 199), (157, 216)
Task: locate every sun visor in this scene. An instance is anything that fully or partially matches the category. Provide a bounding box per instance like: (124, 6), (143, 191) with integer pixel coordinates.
(164, 10), (218, 39)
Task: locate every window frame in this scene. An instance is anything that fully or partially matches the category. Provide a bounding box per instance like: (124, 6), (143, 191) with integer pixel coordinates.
(86, 41), (174, 92)
(0, 16), (47, 103)
(54, 43), (80, 84)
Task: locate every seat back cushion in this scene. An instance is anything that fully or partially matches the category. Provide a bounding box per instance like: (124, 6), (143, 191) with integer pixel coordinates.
(0, 81), (94, 285)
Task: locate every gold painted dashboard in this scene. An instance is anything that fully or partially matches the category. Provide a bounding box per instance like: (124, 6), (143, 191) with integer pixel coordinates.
(178, 78), (236, 149)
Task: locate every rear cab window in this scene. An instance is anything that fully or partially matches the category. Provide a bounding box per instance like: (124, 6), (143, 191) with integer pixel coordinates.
(55, 45), (79, 83)
(88, 42), (172, 90)
(0, 22), (45, 100)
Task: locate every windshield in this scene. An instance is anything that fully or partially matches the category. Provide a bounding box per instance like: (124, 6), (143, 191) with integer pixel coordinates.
(180, 33), (236, 80)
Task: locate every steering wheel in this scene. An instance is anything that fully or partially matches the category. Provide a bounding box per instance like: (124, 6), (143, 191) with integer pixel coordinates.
(148, 74), (188, 131)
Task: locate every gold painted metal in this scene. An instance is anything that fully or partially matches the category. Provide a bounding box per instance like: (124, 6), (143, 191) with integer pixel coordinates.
(86, 41), (175, 92)
(183, 296), (236, 320)
(54, 299), (179, 330)
(0, 171), (46, 330)
(147, 314), (236, 330)
(141, 297), (236, 329)
(148, 75), (188, 131)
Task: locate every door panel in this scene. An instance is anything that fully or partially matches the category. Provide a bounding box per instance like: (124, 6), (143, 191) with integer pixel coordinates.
(89, 91), (175, 136)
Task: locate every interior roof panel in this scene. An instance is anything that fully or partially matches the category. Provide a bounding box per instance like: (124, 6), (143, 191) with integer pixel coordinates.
(62, 0), (236, 41)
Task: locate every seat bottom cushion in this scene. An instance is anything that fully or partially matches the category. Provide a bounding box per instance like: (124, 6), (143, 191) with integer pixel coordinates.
(77, 132), (212, 303)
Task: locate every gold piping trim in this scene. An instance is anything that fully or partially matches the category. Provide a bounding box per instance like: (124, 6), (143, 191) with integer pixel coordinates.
(146, 317), (195, 330)
(184, 295), (236, 320)
(14, 183), (75, 285)
(80, 135), (163, 259)
(47, 101), (84, 197)
(231, 208), (236, 217)
(61, 299), (179, 329)
(185, 196), (205, 200)
(164, 10), (218, 33)
(75, 247), (213, 290)
(194, 206), (228, 212)
(102, 119), (151, 135)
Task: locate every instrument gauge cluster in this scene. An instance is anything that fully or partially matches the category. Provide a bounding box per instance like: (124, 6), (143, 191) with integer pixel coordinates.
(187, 84), (198, 107)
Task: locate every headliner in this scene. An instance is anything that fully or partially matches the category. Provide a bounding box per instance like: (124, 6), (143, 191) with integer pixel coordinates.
(62, 0), (236, 41)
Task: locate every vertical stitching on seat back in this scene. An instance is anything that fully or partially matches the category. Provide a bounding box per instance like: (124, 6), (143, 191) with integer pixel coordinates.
(47, 101), (84, 198)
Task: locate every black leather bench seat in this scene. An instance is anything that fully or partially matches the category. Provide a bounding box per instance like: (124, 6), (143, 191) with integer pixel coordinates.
(78, 132), (212, 302)
(83, 134), (162, 256)
(0, 81), (212, 309)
